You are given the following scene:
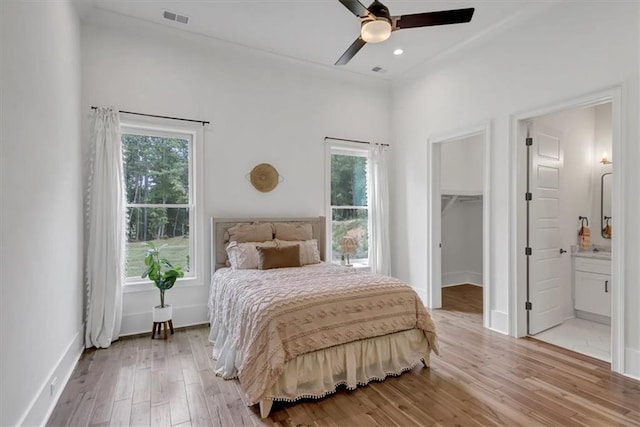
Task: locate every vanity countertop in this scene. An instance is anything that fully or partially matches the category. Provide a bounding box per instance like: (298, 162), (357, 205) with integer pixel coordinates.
(572, 250), (611, 260)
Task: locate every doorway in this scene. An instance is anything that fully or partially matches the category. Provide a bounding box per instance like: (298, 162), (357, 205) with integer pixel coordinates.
(524, 103), (613, 362)
(427, 123), (491, 328)
(512, 88), (624, 372)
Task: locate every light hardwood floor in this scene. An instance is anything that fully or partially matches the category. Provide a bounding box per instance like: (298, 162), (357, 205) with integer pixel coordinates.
(48, 285), (639, 426)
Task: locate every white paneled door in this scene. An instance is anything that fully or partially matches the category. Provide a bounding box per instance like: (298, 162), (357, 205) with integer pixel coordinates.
(528, 125), (564, 335)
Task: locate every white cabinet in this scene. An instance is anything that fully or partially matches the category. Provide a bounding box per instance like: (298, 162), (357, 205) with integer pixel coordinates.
(573, 257), (611, 318)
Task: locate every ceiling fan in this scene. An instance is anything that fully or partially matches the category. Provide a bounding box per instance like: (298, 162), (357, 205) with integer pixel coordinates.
(335, 0), (475, 65)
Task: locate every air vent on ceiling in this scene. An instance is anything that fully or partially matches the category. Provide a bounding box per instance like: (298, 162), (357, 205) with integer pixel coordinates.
(163, 10), (189, 24)
(371, 66), (386, 73)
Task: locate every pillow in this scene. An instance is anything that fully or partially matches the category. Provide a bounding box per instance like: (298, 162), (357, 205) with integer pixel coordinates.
(226, 240), (276, 269)
(225, 222), (274, 243)
(274, 239), (321, 266)
(274, 223), (313, 241)
(257, 245), (301, 270)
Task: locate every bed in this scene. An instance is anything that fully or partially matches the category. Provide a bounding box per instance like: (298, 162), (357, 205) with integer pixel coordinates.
(208, 217), (439, 418)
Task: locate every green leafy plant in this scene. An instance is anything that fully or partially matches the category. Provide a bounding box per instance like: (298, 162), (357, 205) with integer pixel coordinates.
(142, 242), (184, 308)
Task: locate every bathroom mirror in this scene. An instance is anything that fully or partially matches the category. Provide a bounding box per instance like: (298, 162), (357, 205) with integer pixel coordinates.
(601, 172), (612, 239)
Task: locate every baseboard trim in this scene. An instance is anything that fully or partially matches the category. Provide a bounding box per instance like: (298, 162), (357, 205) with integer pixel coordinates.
(442, 271), (483, 287)
(625, 347), (640, 380)
(575, 310), (611, 326)
(442, 282), (483, 288)
(490, 310), (509, 335)
(119, 304), (208, 337)
(19, 327), (84, 426)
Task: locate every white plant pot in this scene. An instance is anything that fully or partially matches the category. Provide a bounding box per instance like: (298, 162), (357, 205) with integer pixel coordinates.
(153, 304), (172, 322)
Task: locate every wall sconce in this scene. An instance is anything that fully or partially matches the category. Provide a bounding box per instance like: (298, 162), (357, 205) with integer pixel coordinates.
(600, 152), (612, 164)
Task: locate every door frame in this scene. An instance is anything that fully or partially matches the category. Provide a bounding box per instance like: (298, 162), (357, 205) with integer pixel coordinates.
(509, 86), (625, 373)
(426, 121), (492, 329)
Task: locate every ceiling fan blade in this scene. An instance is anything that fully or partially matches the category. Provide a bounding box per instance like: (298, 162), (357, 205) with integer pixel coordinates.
(393, 8), (475, 30)
(338, 0), (370, 18)
(335, 37), (367, 66)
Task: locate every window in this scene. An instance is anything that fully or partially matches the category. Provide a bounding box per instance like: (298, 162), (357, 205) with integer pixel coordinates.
(121, 125), (195, 283)
(329, 146), (369, 267)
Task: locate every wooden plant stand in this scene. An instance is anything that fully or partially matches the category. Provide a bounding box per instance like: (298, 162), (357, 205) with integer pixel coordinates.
(151, 320), (174, 340)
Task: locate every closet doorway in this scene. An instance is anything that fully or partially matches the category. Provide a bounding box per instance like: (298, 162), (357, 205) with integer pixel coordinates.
(426, 123), (491, 328)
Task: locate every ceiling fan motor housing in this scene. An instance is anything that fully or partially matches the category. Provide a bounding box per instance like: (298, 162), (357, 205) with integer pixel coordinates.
(367, 0), (391, 22)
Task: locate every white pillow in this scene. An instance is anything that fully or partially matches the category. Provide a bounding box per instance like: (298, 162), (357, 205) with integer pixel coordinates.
(274, 239), (321, 265)
(226, 241), (276, 269)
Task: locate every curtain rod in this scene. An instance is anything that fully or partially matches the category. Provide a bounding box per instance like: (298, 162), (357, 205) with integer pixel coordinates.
(324, 136), (389, 147)
(91, 106), (210, 126)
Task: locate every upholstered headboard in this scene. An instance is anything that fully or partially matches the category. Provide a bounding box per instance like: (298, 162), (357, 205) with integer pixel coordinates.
(210, 217), (326, 272)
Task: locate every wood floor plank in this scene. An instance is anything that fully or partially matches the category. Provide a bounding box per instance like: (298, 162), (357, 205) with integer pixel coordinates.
(114, 365), (135, 401)
(108, 398), (132, 427)
(168, 380), (190, 426)
(130, 401), (150, 427)
(48, 285), (640, 427)
(132, 368), (151, 404)
(166, 354), (184, 384)
(66, 391), (98, 427)
(89, 360), (119, 425)
(150, 369), (170, 406)
(150, 402), (171, 427)
(204, 394), (235, 427)
(185, 382), (212, 426)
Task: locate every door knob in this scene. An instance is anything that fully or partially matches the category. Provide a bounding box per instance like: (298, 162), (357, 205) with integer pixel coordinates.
(559, 248), (567, 254)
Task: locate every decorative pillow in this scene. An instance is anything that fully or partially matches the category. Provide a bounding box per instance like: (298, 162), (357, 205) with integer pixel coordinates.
(257, 245), (301, 270)
(225, 222), (274, 243)
(226, 240), (276, 269)
(274, 239), (321, 265)
(274, 223), (313, 241)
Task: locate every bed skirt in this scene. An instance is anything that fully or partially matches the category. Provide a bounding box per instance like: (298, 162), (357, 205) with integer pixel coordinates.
(263, 328), (431, 402)
(210, 324), (431, 415)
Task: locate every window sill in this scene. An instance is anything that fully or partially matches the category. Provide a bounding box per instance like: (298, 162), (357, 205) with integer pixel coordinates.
(123, 277), (203, 293)
(331, 262), (370, 272)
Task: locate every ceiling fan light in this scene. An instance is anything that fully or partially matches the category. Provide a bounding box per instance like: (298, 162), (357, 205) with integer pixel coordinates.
(361, 19), (392, 43)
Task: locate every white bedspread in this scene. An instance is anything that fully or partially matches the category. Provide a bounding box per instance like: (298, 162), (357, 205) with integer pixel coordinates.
(208, 263), (438, 404)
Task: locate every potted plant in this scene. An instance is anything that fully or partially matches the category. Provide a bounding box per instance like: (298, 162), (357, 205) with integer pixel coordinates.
(142, 242), (184, 324)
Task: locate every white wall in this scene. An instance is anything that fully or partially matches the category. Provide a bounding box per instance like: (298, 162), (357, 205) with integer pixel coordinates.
(441, 200), (483, 286)
(0, 1), (84, 425)
(81, 10), (391, 335)
(440, 134), (484, 194)
(534, 106), (596, 320)
(591, 103), (613, 247)
(390, 2), (639, 376)
(440, 135), (484, 287)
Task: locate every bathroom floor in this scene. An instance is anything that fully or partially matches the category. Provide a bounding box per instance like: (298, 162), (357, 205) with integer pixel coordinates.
(532, 318), (611, 362)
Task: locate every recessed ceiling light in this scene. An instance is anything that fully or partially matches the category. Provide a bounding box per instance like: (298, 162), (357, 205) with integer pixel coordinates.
(393, 48), (404, 56)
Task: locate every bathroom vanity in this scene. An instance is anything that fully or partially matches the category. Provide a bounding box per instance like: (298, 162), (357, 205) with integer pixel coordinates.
(573, 250), (611, 324)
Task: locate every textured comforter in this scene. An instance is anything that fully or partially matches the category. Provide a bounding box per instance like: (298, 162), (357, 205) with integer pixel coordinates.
(208, 263), (438, 404)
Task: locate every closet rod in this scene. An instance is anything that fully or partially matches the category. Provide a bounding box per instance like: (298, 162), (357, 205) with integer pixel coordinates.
(90, 106), (210, 125)
(324, 136), (389, 147)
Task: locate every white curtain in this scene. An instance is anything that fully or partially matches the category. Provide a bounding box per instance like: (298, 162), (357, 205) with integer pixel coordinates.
(368, 144), (391, 275)
(85, 107), (125, 348)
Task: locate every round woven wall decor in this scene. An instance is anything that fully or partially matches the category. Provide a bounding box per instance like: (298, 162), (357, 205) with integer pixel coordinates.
(249, 163), (279, 192)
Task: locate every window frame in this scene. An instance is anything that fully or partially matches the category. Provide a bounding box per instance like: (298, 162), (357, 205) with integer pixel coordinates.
(325, 142), (371, 268)
(120, 120), (204, 291)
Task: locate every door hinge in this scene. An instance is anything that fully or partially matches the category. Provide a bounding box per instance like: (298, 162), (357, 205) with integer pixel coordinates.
(525, 247), (532, 256)
(525, 301), (532, 310)
(525, 192), (532, 201)
(526, 137), (533, 146)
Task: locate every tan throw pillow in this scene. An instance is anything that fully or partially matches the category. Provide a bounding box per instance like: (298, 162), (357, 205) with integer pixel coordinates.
(226, 241), (276, 269)
(225, 222), (274, 243)
(274, 239), (321, 265)
(274, 223), (313, 241)
(257, 245), (301, 270)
